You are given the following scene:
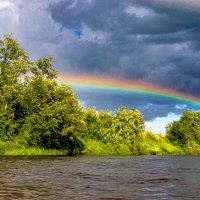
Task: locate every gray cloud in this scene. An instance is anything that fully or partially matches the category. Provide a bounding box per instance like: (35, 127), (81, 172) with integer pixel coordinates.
(48, 0), (200, 95)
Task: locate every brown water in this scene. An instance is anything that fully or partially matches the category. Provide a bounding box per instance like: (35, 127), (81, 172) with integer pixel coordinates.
(0, 156), (200, 200)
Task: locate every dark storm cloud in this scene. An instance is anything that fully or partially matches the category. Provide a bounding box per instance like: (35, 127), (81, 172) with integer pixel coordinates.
(48, 0), (200, 96)
(50, 0), (200, 35)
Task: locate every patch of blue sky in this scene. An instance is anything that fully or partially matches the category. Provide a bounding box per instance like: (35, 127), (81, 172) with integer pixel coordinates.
(58, 23), (82, 38)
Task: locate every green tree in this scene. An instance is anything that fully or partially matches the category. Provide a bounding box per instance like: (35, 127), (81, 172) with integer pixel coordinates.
(20, 78), (85, 154)
(0, 35), (30, 139)
(32, 57), (58, 79)
(166, 110), (200, 147)
(113, 106), (144, 146)
(98, 110), (115, 142)
(0, 34), (29, 111)
(83, 108), (100, 139)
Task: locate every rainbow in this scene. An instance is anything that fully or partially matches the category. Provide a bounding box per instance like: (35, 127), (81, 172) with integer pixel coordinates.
(58, 74), (200, 106)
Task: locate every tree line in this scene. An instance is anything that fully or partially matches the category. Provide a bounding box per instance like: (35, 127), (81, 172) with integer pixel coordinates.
(0, 35), (199, 155)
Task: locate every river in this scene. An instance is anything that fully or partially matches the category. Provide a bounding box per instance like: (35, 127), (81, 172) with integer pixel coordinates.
(0, 156), (200, 199)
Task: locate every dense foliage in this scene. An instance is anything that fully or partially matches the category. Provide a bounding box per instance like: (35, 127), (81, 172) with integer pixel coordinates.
(166, 110), (200, 153)
(0, 35), (199, 155)
(0, 35), (85, 155)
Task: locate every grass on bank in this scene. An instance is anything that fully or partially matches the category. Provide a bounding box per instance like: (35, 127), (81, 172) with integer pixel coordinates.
(82, 132), (184, 156)
(0, 140), (67, 155)
(1, 131), (200, 156)
(83, 139), (132, 156)
(132, 132), (184, 155)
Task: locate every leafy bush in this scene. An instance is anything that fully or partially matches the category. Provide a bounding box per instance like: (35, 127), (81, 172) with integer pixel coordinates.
(166, 110), (200, 147)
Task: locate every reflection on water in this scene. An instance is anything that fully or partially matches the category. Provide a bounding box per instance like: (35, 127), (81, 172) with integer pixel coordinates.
(0, 156), (200, 199)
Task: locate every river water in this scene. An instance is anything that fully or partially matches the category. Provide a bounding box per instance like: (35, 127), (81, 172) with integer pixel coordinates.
(0, 156), (200, 200)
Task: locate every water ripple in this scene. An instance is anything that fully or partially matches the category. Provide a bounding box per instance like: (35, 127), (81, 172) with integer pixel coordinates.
(0, 156), (200, 199)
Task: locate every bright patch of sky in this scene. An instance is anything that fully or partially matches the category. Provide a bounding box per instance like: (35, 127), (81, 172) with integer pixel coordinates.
(0, 1), (16, 11)
(0, 1), (19, 25)
(125, 5), (154, 18)
(145, 112), (181, 134)
(175, 104), (187, 110)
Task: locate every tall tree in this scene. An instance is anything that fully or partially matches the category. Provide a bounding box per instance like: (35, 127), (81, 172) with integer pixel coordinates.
(0, 35), (29, 111)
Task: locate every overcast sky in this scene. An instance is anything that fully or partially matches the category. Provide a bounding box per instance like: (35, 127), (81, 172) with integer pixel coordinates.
(1, 0), (200, 133)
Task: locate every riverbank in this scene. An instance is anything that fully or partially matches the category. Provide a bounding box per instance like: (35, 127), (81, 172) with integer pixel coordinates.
(83, 132), (184, 156)
(0, 141), (67, 155)
(1, 132), (195, 156)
